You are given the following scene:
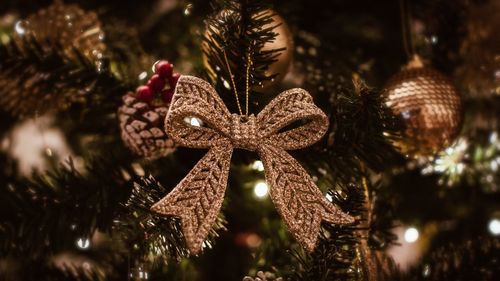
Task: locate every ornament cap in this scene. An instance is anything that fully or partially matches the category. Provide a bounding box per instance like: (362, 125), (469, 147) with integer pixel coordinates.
(406, 54), (425, 69)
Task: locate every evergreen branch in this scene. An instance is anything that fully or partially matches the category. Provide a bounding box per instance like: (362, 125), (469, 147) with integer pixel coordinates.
(291, 179), (365, 281)
(116, 175), (189, 264)
(290, 33), (404, 186)
(291, 170), (399, 281)
(0, 256), (107, 281)
(119, 175), (227, 266)
(406, 236), (500, 281)
(276, 33), (402, 281)
(367, 180), (399, 251)
(0, 157), (134, 258)
(300, 73), (404, 185)
(322, 79), (403, 175)
(102, 19), (154, 85)
(202, 0), (280, 112)
(0, 36), (129, 118)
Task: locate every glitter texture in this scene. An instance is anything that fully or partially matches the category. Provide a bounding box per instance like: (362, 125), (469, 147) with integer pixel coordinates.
(383, 65), (462, 156)
(118, 92), (176, 159)
(12, 0), (106, 63)
(151, 75), (354, 254)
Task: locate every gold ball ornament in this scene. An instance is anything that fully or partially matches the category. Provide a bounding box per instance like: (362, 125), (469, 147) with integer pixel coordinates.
(1, 1), (106, 118)
(383, 56), (463, 157)
(202, 9), (293, 90)
(12, 0), (106, 64)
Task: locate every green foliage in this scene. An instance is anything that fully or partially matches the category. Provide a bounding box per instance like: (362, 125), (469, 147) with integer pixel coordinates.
(0, 0), (498, 280)
(0, 36), (128, 118)
(0, 157), (133, 258)
(406, 237), (500, 281)
(202, 0), (280, 113)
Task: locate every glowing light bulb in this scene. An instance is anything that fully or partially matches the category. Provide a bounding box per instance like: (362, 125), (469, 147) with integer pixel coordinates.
(190, 118), (200, 127)
(138, 270), (148, 279)
(325, 193), (333, 202)
(251, 160), (264, 171)
(184, 117), (202, 127)
(184, 3), (193, 16)
(223, 79), (231, 90)
(138, 71), (148, 80)
(254, 182), (268, 198)
(488, 219), (500, 236)
(404, 227), (419, 243)
(76, 238), (90, 249)
(15, 20), (26, 35)
(202, 240), (213, 250)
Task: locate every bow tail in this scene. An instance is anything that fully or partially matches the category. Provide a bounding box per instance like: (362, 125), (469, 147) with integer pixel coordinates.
(151, 142), (233, 254)
(258, 144), (354, 252)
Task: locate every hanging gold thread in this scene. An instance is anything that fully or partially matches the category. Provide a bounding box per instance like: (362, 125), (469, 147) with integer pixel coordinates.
(245, 51), (252, 116)
(399, 0), (416, 58)
(223, 50), (243, 116)
(222, 49), (253, 117)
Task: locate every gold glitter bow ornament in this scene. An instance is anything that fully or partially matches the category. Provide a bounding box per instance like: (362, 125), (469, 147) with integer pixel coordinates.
(151, 76), (354, 254)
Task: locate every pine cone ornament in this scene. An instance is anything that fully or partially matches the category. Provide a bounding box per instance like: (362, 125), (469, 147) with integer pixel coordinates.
(12, 0), (106, 63)
(242, 271), (283, 281)
(119, 92), (174, 159)
(119, 61), (179, 159)
(383, 56), (462, 156)
(0, 1), (107, 118)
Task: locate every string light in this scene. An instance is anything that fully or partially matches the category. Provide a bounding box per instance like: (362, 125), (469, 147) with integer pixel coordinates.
(138, 71), (148, 80)
(404, 227), (419, 243)
(138, 270), (149, 280)
(190, 118), (201, 127)
(254, 182), (268, 198)
(222, 79), (231, 90)
(131, 266), (149, 280)
(202, 240), (213, 250)
(325, 193), (333, 202)
(429, 138), (468, 174)
(184, 3), (193, 16)
(422, 137), (469, 186)
(76, 238), (90, 249)
(14, 20), (26, 35)
(488, 218), (500, 236)
(184, 117), (202, 127)
(251, 160), (264, 171)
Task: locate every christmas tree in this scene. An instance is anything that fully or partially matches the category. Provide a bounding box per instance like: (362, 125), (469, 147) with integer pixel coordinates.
(0, 0), (499, 280)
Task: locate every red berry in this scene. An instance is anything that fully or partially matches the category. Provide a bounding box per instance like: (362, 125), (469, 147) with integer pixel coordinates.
(169, 72), (181, 88)
(137, 85), (153, 102)
(149, 74), (165, 92)
(162, 89), (174, 103)
(155, 60), (173, 79)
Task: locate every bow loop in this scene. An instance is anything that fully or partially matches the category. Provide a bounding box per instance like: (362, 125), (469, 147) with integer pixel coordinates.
(165, 76), (232, 149)
(257, 88), (329, 150)
(258, 144), (355, 251)
(151, 142), (233, 254)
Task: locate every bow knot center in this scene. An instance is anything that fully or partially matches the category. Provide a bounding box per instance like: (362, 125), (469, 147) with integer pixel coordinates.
(230, 114), (258, 150)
